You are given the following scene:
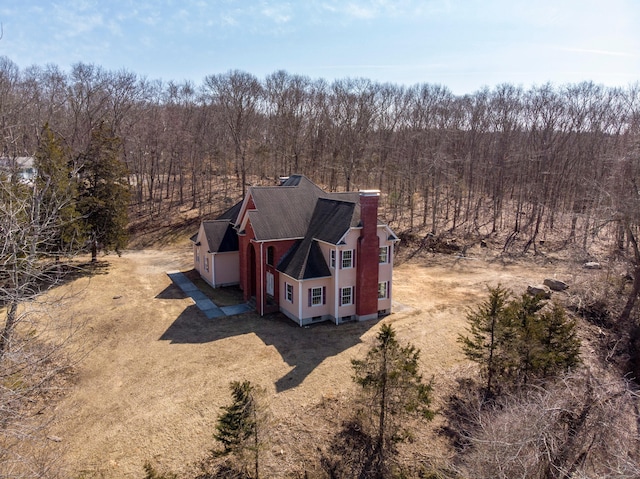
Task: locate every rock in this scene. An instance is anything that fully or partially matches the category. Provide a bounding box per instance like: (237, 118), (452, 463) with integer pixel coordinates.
(480, 239), (488, 248)
(527, 284), (551, 299)
(583, 262), (601, 269)
(543, 278), (568, 291)
(622, 273), (634, 283)
(47, 435), (63, 443)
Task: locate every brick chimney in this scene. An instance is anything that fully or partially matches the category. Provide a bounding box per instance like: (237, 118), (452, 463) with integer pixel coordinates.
(356, 190), (380, 321)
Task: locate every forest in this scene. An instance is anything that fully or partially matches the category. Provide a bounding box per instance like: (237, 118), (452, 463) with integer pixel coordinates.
(2, 54), (640, 478)
(1, 55), (639, 253)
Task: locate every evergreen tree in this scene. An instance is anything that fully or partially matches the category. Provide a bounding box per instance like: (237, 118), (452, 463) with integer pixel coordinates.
(459, 287), (581, 395)
(458, 285), (512, 397)
(351, 324), (434, 478)
(33, 123), (85, 253)
(538, 302), (581, 377)
(214, 380), (263, 479)
(77, 122), (130, 261)
(507, 293), (547, 385)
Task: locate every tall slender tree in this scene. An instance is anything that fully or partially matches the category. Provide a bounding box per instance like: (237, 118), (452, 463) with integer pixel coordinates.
(33, 123), (85, 253)
(351, 324), (434, 478)
(214, 380), (264, 479)
(77, 121), (130, 261)
(458, 285), (512, 397)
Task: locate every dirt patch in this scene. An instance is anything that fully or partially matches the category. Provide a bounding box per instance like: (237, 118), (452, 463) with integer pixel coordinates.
(43, 245), (578, 478)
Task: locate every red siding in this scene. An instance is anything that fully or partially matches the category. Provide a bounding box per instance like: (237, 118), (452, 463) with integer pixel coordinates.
(239, 215), (297, 315)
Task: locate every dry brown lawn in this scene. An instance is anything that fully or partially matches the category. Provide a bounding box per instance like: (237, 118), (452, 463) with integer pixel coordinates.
(41, 244), (581, 478)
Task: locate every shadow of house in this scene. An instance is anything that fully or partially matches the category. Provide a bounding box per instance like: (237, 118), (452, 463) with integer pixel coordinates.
(159, 304), (380, 392)
(155, 283), (188, 300)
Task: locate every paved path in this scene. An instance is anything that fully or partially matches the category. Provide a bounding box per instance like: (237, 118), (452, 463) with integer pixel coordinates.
(166, 271), (252, 319)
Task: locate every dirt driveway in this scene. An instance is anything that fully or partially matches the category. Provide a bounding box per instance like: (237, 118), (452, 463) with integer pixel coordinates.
(47, 246), (576, 478)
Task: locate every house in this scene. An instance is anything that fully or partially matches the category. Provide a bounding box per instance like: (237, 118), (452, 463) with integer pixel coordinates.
(0, 156), (36, 184)
(191, 175), (399, 326)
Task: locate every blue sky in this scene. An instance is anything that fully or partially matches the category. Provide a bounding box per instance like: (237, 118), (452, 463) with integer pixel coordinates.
(1, 0), (638, 94)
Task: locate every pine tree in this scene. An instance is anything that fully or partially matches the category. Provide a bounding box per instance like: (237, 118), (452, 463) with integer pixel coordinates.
(537, 302), (581, 377)
(77, 121), (130, 262)
(508, 293), (547, 385)
(214, 380), (263, 479)
(351, 324), (434, 477)
(459, 287), (581, 395)
(458, 285), (512, 396)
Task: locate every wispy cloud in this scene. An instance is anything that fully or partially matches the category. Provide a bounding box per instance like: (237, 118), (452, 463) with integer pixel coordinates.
(316, 0), (442, 20)
(52, 1), (104, 37)
(559, 47), (636, 58)
(344, 3), (377, 19)
(261, 2), (293, 23)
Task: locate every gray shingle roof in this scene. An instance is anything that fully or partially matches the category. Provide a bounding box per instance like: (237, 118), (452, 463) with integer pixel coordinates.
(277, 197), (357, 279)
(202, 220), (238, 253)
(247, 175), (363, 241)
(277, 239), (331, 280)
(311, 198), (358, 244)
(217, 201), (243, 222)
(245, 176), (324, 240)
(190, 201), (242, 245)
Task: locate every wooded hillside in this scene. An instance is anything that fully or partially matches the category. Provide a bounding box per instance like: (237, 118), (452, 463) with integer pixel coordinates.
(2, 56), (639, 253)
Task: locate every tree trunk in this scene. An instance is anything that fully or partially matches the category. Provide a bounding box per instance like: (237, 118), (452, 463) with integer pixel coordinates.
(0, 302), (18, 361)
(91, 237), (98, 262)
(620, 225), (640, 326)
(375, 345), (388, 477)
(620, 265), (640, 327)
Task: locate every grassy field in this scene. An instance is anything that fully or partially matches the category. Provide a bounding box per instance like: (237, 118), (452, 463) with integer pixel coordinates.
(39, 244), (585, 478)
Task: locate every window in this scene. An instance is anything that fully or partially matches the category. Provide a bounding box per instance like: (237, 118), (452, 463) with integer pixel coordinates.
(196, 249), (200, 264)
(330, 250), (336, 268)
(266, 272), (274, 297)
(341, 249), (354, 269)
(204, 256), (209, 272)
(379, 246), (389, 264)
(308, 286), (325, 307)
(311, 287), (323, 305)
(340, 286), (354, 306)
(378, 281), (389, 299)
(267, 246), (274, 266)
(286, 283), (293, 303)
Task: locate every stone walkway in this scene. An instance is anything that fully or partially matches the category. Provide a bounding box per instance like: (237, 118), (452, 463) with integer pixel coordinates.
(166, 271), (252, 319)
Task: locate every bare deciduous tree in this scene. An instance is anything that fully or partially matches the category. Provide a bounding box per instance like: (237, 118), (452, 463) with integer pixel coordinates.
(0, 145), (83, 477)
(459, 372), (640, 479)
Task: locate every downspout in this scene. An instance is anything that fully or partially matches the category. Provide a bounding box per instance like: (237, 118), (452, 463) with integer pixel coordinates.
(211, 253), (216, 287)
(260, 242), (264, 317)
(334, 246), (339, 324)
(298, 280), (303, 327)
(389, 242), (394, 312)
